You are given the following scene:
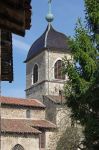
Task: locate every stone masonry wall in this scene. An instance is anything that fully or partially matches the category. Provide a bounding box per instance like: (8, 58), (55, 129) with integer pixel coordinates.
(1, 105), (45, 120)
(26, 49), (71, 101)
(44, 98), (83, 150)
(45, 50), (71, 81)
(26, 82), (47, 102)
(46, 105), (72, 150)
(43, 96), (73, 150)
(43, 96), (56, 124)
(45, 50), (71, 96)
(26, 51), (46, 90)
(1, 133), (39, 150)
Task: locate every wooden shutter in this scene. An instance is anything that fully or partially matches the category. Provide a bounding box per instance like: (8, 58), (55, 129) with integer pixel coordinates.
(0, 0), (32, 36)
(25, 0), (32, 29)
(0, 30), (13, 82)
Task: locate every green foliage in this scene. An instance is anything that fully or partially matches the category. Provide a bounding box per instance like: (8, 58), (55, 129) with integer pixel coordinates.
(85, 0), (99, 33)
(84, 0), (99, 65)
(56, 127), (80, 150)
(63, 19), (99, 150)
(61, 1), (99, 149)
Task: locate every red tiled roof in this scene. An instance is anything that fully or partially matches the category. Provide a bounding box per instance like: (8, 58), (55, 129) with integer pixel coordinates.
(1, 119), (41, 134)
(29, 120), (56, 129)
(0, 96), (45, 108)
(1, 119), (56, 134)
(13, 119), (56, 129)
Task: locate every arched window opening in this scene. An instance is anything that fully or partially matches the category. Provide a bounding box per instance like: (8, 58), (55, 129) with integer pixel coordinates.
(54, 60), (65, 80)
(12, 144), (24, 150)
(33, 64), (38, 83)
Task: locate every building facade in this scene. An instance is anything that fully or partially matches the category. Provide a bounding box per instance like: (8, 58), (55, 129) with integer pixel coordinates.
(25, 19), (74, 149)
(1, 1), (82, 149)
(25, 24), (71, 101)
(24, 0), (84, 146)
(0, 96), (56, 150)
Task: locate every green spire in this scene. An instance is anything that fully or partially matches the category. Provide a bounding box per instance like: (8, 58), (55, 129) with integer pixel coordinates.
(45, 0), (54, 23)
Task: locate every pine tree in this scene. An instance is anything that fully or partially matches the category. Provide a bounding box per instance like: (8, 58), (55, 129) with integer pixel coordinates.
(64, 0), (99, 149)
(85, 0), (99, 39)
(85, 0), (99, 54)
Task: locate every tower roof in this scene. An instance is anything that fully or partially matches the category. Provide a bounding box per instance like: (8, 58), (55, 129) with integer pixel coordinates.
(25, 24), (69, 62)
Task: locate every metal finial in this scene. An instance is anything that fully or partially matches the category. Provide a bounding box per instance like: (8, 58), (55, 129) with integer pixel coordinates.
(48, 0), (52, 3)
(45, 0), (54, 23)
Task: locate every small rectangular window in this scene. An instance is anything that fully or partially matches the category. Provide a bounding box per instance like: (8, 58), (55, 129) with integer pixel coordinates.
(39, 131), (45, 148)
(26, 109), (31, 118)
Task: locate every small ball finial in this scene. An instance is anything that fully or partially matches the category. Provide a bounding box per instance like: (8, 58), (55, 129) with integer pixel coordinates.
(46, 13), (54, 22)
(48, 0), (52, 3)
(45, 0), (54, 23)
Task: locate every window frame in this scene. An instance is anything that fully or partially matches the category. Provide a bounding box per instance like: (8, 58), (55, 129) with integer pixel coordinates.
(39, 131), (46, 149)
(26, 109), (31, 118)
(32, 64), (39, 84)
(54, 59), (65, 80)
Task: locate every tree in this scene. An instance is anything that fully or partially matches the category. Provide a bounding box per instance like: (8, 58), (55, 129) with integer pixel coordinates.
(56, 127), (80, 150)
(84, 0), (99, 39)
(63, 0), (99, 149)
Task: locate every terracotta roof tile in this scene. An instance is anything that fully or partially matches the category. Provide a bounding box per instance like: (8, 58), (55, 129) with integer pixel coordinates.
(29, 120), (56, 129)
(12, 119), (56, 129)
(0, 96), (45, 108)
(1, 119), (56, 134)
(1, 119), (41, 134)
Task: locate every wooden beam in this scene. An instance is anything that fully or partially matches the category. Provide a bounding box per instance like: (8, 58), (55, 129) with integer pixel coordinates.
(0, 0), (32, 36)
(1, 30), (13, 82)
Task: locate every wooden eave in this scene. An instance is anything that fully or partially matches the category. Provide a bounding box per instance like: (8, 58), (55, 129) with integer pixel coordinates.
(0, 0), (32, 36)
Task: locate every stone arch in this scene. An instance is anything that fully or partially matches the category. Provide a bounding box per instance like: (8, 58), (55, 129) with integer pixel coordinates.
(12, 144), (24, 150)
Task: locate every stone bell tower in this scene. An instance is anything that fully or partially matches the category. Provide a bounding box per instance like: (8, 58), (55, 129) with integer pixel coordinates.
(25, 0), (71, 102)
(24, 2), (82, 150)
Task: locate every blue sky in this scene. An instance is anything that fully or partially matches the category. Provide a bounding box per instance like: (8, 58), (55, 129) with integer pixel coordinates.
(2, 0), (85, 98)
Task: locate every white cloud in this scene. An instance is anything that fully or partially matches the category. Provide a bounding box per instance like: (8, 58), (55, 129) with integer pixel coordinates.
(13, 38), (30, 52)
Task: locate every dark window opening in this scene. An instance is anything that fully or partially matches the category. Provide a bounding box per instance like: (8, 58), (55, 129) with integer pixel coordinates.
(12, 144), (24, 150)
(33, 64), (38, 83)
(26, 109), (30, 118)
(1, 30), (13, 82)
(54, 60), (65, 80)
(39, 132), (45, 149)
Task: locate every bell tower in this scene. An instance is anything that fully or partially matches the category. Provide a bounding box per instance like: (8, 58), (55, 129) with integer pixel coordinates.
(25, 0), (71, 102)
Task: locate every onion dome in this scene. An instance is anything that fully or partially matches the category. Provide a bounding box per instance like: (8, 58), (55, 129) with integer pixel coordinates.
(25, 0), (70, 62)
(25, 24), (69, 62)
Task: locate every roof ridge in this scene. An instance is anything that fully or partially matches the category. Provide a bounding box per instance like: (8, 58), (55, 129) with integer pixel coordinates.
(44, 23), (51, 48)
(32, 98), (45, 107)
(0, 96), (45, 108)
(0, 96), (42, 102)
